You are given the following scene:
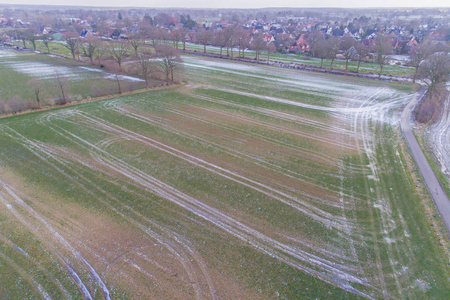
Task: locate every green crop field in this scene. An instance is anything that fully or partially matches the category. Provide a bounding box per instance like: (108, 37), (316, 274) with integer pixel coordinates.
(0, 54), (447, 299)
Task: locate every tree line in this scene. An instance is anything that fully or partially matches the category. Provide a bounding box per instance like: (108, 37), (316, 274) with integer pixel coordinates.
(60, 34), (183, 89)
(5, 24), (448, 116)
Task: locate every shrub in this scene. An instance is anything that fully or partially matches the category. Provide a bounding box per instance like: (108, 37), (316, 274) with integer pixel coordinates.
(6, 97), (32, 113)
(416, 101), (435, 123)
(0, 99), (5, 114)
(91, 85), (107, 97)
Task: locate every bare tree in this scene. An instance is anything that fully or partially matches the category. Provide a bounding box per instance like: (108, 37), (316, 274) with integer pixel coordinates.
(180, 27), (189, 51)
(212, 29), (225, 57)
(341, 38), (357, 73)
(307, 30), (324, 58)
(95, 19), (110, 37)
(266, 42), (277, 63)
(410, 38), (435, 83)
(137, 21), (152, 45)
(355, 42), (370, 73)
(115, 73), (122, 94)
(129, 33), (141, 57)
(55, 71), (68, 105)
(94, 42), (107, 66)
(195, 27), (213, 53)
(327, 36), (340, 70)
(13, 29), (27, 48)
(103, 61), (124, 94)
(373, 34), (393, 78)
(29, 78), (43, 107)
(26, 29), (38, 51)
(148, 26), (160, 47)
(171, 28), (184, 50)
(315, 39), (329, 68)
(158, 27), (170, 44)
(155, 44), (182, 85)
(80, 37), (98, 64)
(418, 52), (450, 100)
(135, 50), (157, 89)
(108, 41), (130, 71)
(250, 33), (266, 62)
(235, 27), (251, 59)
(42, 34), (51, 53)
(223, 26), (236, 58)
(64, 32), (80, 60)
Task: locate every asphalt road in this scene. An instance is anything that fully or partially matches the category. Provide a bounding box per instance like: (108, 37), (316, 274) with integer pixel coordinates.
(401, 86), (450, 233)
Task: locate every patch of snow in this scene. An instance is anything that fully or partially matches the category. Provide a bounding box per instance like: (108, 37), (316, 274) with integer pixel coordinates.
(0, 50), (16, 58)
(103, 73), (144, 82)
(414, 279), (430, 292)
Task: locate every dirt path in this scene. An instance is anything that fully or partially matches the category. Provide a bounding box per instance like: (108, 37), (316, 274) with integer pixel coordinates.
(401, 86), (450, 233)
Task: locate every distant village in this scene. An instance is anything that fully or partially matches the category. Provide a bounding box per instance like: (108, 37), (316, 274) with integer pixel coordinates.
(0, 7), (448, 62)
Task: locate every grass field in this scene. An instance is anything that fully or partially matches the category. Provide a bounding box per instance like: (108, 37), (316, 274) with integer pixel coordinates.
(11, 39), (414, 78)
(0, 54), (448, 299)
(182, 42), (415, 78)
(0, 48), (148, 113)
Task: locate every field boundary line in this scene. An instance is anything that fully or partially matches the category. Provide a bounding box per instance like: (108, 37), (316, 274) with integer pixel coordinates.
(0, 83), (184, 120)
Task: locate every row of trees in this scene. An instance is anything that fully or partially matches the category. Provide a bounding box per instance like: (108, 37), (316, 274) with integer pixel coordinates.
(63, 37), (183, 88)
(133, 44), (182, 88)
(10, 21), (444, 81)
(416, 52), (449, 100)
(194, 26), (276, 61)
(186, 26), (449, 85)
(9, 23), (447, 104)
(63, 30), (447, 93)
(17, 40), (182, 114)
(106, 24), (274, 61)
(307, 31), (450, 88)
(187, 27), (449, 100)
(308, 33), (391, 77)
(11, 25), (447, 91)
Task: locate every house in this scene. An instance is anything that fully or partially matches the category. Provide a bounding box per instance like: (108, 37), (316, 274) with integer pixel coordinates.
(292, 34), (310, 53)
(352, 31), (361, 39)
(342, 32), (356, 40)
(366, 29), (377, 37)
(404, 37), (419, 54)
(109, 29), (123, 39)
(390, 37), (400, 53)
(263, 34), (275, 43)
(42, 27), (52, 35)
(80, 29), (94, 38)
(344, 46), (358, 57)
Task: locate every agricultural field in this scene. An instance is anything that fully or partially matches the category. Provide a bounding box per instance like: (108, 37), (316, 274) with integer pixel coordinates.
(11, 39), (414, 78)
(0, 55), (448, 299)
(182, 42), (415, 78)
(425, 86), (450, 198)
(0, 48), (147, 113)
